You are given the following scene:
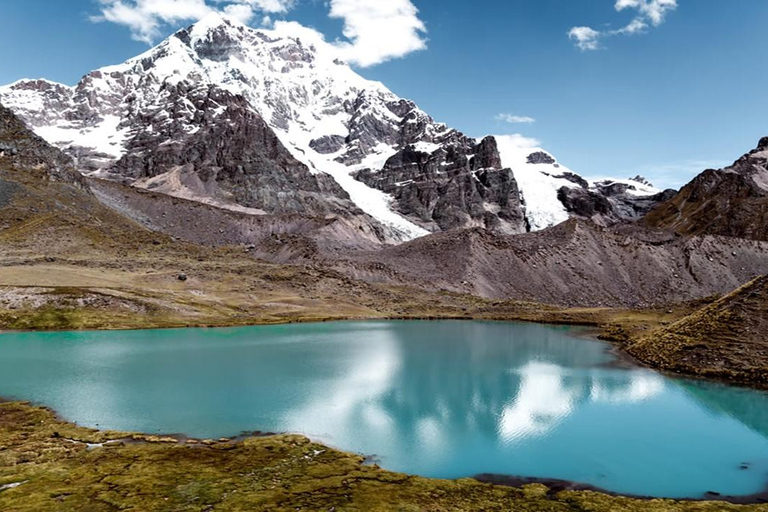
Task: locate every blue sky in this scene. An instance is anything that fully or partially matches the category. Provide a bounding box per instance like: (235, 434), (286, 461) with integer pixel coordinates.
(1, 0), (767, 188)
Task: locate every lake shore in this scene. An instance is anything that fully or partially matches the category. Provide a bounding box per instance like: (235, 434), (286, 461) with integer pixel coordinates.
(2, 400), (767, 511)
(4, 288), (767, 392)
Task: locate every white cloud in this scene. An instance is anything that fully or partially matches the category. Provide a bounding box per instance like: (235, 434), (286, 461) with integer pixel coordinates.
(221, 4), (258, 24)
(615, 0), (677, 26)
(328, 0), (427, 68)
(495, 134), (542, 150)
(615, 17), (648, 35)
(92, 0), (427, 68)
(92, 0), (294, 44)
(248, 0), (294, 13)
(568, 26), (601, 51)
(496, 113), (536, 124)
(569, 0), (678, 51)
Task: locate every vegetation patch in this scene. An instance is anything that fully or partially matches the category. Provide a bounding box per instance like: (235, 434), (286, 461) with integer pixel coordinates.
(628, 276), (768, 388)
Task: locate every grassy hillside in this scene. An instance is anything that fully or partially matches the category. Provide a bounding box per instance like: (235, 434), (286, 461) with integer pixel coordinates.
(627, 275), (768, 387)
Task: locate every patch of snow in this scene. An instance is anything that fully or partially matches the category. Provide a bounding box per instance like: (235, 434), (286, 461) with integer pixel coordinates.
(0, 86), (45, 112)
(495, 136), (581, 231)
(411, 141), (441, 154)
(308, 156), (429, 241)
(35, 115), (130, 160)
(751, 167), (768, 192)
(590, 178), (662, 197)
(353, 143), (398, 171)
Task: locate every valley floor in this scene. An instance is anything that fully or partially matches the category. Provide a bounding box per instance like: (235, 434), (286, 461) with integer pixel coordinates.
(0, 257), (691, 365)
(1, 255), (759, 389)
(2, 147), (767, 509)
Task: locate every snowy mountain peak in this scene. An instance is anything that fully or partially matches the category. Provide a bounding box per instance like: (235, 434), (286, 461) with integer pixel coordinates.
(628, 175), (654, 188)
(190, 11), (238, 33)
(0, 17), (665, 242)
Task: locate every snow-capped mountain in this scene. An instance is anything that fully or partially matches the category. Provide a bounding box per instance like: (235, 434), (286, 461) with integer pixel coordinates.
(0, 13), (668, 242)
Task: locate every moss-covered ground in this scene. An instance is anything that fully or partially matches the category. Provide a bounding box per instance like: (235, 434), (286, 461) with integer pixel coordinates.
(1, 401), (764, 511)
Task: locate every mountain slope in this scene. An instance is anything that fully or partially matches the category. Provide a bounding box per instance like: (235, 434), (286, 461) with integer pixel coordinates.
(0, 102), (462, 329)
(1, 14), (669, 241)
(628, 275), (768, 386)
(108, 83), (357, 217)
(644, 138), (768, 241)
(257, 219), (768, 308)
(0, 103), (84, 188)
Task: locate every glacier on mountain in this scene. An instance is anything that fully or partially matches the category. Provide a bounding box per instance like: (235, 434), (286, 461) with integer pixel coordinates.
(0, 13), (662, 242)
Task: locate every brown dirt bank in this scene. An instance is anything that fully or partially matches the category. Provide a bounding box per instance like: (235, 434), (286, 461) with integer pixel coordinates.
(475, 474), (768, 506)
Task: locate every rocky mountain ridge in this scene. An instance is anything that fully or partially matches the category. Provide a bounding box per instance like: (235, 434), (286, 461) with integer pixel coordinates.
(0, 13), (671, 242)
(2, 97), (768, 317)
(643, 138), (768, 241)
(309, 220), (768, 308)
(0, 103), (84, 188)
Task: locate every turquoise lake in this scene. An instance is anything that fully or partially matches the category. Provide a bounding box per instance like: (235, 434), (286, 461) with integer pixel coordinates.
(1, 320), (767, 499)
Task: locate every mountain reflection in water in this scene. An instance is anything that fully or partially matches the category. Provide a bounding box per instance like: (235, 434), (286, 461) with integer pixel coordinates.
(281, 321), (664, 452)
(0, 320), (767, 498)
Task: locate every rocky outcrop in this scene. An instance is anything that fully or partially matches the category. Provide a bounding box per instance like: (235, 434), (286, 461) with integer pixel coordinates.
(553, 172), (589, 189)
(107, 83), (357, 217)
(0, 103), (85, 187)
(644, 139), (768, 241)
(629, 175), (654, 187)
(309, 135), (346, 155)
(354, 136), (528, 234)
(557, 187), (614, 219)
(527, 151), (557, 165)
(608, 188), (678, 219)
(556, 177), (676, 227)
